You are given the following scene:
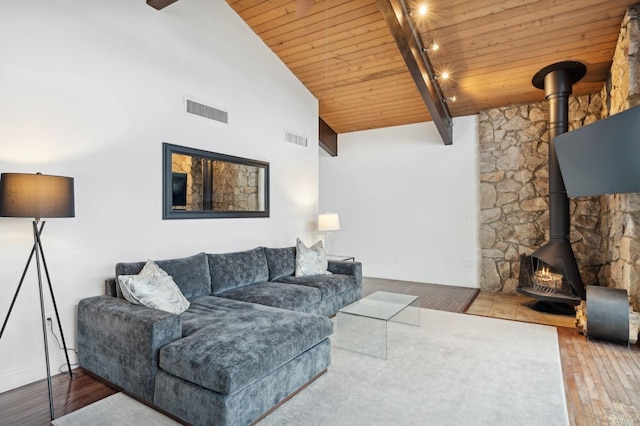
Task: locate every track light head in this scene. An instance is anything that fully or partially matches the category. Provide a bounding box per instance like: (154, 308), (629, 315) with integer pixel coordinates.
(410, 3), (428, 17)
(422, 40), (439, 53)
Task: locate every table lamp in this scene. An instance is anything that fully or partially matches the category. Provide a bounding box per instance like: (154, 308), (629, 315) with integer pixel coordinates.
(318, 212), (340, 255)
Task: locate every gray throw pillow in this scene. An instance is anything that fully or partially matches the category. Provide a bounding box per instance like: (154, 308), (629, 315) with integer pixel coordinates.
(118, 260), (190, 315)
(295, 238), (331, 277)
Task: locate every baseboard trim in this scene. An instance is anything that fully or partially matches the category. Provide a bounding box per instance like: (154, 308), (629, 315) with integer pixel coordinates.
(0, 354), (73, 394)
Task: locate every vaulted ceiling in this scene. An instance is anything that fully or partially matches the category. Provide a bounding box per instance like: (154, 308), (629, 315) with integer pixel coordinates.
(223, 0), (638, 136)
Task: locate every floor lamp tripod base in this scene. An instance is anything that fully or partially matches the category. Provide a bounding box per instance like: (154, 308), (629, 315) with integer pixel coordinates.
(0, 221), (73, 420)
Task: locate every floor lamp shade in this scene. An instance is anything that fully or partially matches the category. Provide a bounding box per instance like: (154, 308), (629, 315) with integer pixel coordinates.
(0, 173), (75, 218)
(0, 172), (75, 420)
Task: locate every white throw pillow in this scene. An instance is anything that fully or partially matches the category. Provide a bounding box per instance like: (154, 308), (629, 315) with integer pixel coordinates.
(118, 261), (190, 315)
(139, 259), (169, 277)
(295, 238), (331, 277)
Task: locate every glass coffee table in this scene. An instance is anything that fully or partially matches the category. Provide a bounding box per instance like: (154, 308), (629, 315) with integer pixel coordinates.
(336, 291), (421, 359)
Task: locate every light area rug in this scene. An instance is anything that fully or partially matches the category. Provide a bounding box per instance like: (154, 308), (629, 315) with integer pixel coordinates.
(51, 392), (180, 426)
(52, 309), (568, 426)
(259, 308), (569, 426)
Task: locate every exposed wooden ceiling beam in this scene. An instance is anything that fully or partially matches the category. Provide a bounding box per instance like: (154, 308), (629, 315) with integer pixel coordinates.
(375, 0), (454, 145)
(319, 118), (338, 157)
(147, 0), (179, 11)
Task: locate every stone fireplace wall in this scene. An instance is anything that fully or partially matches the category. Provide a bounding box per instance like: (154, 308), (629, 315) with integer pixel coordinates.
(597, 5), (640, 308)
(479, 96), (604, 294)
(479, 5), (640, 309)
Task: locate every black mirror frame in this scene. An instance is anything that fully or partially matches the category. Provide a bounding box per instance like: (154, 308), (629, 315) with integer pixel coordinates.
(162, 143), (270, 219)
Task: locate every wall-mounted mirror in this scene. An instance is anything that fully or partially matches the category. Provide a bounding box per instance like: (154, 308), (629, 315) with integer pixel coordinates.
(162, 143), (269, 219)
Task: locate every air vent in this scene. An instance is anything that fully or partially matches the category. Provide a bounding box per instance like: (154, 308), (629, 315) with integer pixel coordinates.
(186, 98), (228, 124)
(284, 130), (308, 147)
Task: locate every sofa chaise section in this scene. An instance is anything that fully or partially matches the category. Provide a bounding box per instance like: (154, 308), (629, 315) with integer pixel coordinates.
(78, 293), (332, 425)
(164, 295), (333, 395)
(155, 339), (330, 425)
(155, 296), (333, 425)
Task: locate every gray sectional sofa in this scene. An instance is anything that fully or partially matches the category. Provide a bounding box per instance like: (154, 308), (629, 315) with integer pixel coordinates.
(77, 246), (362, 425)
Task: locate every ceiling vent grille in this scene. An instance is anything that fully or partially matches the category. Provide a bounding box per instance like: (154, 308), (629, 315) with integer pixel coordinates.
(284, 130), (308, 147)
(186, 98), (228, 124)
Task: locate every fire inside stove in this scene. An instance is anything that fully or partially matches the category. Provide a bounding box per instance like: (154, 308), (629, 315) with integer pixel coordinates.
(517, 252), (582, 311)
(532, 264), (565, 294)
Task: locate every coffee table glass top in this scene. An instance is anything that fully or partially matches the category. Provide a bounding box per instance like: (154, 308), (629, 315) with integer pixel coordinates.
(339, 291), (419, 321)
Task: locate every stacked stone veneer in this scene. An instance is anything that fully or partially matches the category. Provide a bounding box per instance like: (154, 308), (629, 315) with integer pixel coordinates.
(479, 5), (640, 309)
(597, 5), (640, 309)
(479, 95), (604, 294)
(172, 155), (260, 211)
(212, 161), (259, 211)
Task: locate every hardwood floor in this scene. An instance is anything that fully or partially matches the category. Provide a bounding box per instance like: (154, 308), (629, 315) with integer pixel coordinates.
(558, 327), (640, 425)
(362, 277), (479, 313)
(1, 279), (639, 425)
(0, 368), (116, 425)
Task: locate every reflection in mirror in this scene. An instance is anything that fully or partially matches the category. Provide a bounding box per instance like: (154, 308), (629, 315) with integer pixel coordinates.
(163, 143), (269, 219)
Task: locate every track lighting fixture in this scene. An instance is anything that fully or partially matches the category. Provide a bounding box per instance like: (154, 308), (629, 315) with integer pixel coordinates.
(422, 39), (439, 53)
(397, 0), (453, 144)
(410, 3), (428, 16)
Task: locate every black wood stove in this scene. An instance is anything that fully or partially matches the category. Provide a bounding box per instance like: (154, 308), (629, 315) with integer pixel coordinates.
(517, 61), (587, 312)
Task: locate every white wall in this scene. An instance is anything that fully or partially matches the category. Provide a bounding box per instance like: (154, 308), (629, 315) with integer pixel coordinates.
(319, 116), (479, 287)
(0, 0), (319, 392)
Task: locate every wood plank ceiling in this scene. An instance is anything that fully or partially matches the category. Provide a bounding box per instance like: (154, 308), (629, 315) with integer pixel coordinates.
(225, 0), (638, 135)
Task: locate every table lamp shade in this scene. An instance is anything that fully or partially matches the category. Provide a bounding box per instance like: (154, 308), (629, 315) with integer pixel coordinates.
(0, 173), (75, 218)
(318, 213), (340, 232)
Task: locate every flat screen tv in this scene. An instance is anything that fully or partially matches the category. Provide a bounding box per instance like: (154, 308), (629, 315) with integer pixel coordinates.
(172, 172), (187, 209)
(555, 105), (640, 197)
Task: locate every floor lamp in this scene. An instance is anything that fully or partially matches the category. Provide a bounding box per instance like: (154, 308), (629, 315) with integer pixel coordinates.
(0, 172), (75, 420)
(318, 212), (340, 256)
